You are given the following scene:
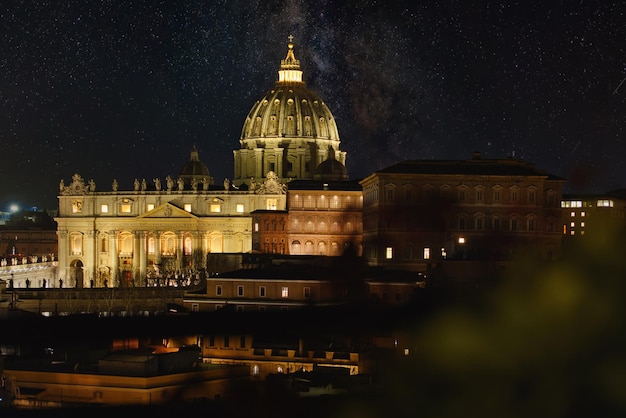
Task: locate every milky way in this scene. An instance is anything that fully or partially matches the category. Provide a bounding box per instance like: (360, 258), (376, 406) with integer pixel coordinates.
(0, 0), (624, 209)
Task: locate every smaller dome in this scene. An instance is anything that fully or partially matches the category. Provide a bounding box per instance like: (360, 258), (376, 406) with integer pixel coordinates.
(179, 146), (213, 185)
(314, 147), (348, 181)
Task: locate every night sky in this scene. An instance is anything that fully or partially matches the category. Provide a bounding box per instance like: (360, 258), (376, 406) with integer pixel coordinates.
(0, 1), (624, 211)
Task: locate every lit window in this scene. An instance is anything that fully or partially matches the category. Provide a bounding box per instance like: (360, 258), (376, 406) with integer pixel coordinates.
(266, 198), (277, 210)
(386, 247), (393, 259)
(404, 348), (410, 356)
(120, 204), (132, 213)
(570, 222), (575, 228)
(100, 204), (108, 213)
(236, 204), (245, 213)
(281, 287), (289, 298)
(458, 237), (465, 244)
(423, 247), (430, 260)
(571, 211), (575, 217)
(252, 365), (260, 376)
(254, 222), (259, 232)
(571, 230), (575, 235)
(184, 203), (192, 212)
(210, 204), (221, 213)
(147, 203), (155, 211)
(581, 222), (585, 228)
(581, 211), (586, 217)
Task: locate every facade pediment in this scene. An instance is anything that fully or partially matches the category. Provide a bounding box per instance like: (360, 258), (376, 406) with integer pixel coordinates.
(137, 203), (198, 220)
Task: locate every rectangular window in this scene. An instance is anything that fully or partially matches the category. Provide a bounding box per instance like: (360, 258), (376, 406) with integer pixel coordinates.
(511, 191), (518, 202)
(147, 203), (155, 211)
(511, 219), (517, 231)
(423, 247), (430, 260)
(209, 335), (215, 347)
(100, 204), (108, 213)
(192, 303), (199, 312)
(571, 211), (576, 217)
(240, 336), (246, 348)
(494, 191), (501, 202)
(237, 285), (244, 296)
(236, 204), (245, 213)
(529, 191), (535, 203)
(476, 218), (483, 230)
(120, 204), (132, 213)
(386, 189), (394, 201)
(386, 247), (393, 259)
(184, 203), (192, 212)
(281, 287), (289, 298)
(210, 204), (221, 213)
(266, 198), (277, 210)
(216, 285), (222, 296)
(254, 222), (259, 232)
(458, 190), (465, 201)
(259, 286), (266, 297)
(303, 287), (310, 299)
(476, 190), (483, 202)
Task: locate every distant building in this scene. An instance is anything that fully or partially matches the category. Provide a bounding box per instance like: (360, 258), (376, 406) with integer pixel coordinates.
(359, 153), (565, 280)
(561, 190), (626, 239)
(250, 179), (363, 256)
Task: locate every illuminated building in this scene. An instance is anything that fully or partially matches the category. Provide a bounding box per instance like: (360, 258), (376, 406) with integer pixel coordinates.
(55, 149), (287, 288)
(233, 37), (346, 187)
(561, 190), (626, 238)
(360, 153), (565, 279)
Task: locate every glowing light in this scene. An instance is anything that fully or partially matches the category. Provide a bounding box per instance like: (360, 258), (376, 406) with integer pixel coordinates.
(9, 204), (19, 213)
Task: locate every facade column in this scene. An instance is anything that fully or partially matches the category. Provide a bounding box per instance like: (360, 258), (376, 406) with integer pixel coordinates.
(139, 231), (147, 284)
(56, 230), (68, 284)
(85, 230), (96, 288)
(274, 148), (284, 179)
(191, 231), (202, 270)
(132, 231), (140, 285)
(297, 148), (306, 179)
(110, 231), (118, 287)
(255, 148), (264, 179)
(177, 231), (185, 272)
(154, 231), (161, 266)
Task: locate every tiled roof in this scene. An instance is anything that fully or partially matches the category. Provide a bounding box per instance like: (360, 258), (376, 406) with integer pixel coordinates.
(375, 159), (563, 179)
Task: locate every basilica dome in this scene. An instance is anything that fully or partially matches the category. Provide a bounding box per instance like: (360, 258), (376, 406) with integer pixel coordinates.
(179, 146), (213, 186)
(314, 147), (348, 181)
(233, 37), (347, 186)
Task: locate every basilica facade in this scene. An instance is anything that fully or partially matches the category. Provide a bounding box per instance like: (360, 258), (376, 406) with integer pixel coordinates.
(55, 38), (353, 288)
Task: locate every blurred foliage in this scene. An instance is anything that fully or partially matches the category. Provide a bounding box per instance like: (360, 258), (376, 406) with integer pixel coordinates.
(341, 220), (626, 418)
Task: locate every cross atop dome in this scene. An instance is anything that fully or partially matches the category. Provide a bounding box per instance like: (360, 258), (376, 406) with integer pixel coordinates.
(278, 35), (304, 85)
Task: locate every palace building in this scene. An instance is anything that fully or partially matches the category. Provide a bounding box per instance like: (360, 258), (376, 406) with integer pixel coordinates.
(360, 153), (565, 277)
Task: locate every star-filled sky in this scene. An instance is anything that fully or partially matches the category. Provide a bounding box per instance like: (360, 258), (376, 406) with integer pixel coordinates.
(0, 1), (624, 210)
